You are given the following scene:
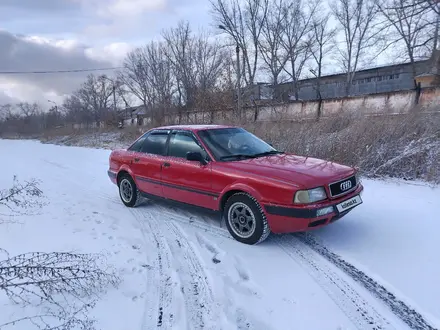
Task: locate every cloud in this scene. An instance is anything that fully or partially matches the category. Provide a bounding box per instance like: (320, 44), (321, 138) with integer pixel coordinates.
(97, 0), (167, 18)
(0, 0), (80, 15)
(0, 30), (128, 106)
(80, 0), (211, 41)
(79, 0), (168, 40)
(85, 43), (135, 65)
(0, 89), (18, 105)
(0, 0), (213, 106)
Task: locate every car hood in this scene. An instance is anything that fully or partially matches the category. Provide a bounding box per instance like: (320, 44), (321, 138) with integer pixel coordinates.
(221, 153), (355, 188)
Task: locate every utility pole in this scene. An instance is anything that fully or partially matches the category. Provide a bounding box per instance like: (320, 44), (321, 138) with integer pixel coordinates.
(48, 99), (58, 112)
(47, 99), (58, 130)
(434, 13), (439, 54)
(236, 45), (242, 120)
(102, 76), (121, 127)
(112, 84), (117, 113)
(219, 25), (242, 120)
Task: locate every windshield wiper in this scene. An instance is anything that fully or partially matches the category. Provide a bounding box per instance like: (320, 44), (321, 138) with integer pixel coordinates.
(219, 154), (257, 161)
(250, 150), (284, 158)
(220, 150), (284, 161)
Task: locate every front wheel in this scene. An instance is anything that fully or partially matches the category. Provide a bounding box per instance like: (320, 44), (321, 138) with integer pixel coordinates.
(224, 192), (271, 245)
(118, 174), (140, 207)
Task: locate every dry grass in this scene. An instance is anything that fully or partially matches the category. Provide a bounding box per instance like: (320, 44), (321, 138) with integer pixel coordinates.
(245, 112), (440, 183)
(4, 110), (439, 184)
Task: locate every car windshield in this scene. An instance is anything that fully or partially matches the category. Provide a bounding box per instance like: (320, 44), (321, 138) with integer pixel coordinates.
(197, 127), (282, 161)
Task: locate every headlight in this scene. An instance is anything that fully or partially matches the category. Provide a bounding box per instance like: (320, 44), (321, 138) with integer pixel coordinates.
(294, 187), (327, 204)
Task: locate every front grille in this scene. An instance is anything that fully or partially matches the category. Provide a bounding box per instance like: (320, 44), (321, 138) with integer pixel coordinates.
(329, 175), (357, 197)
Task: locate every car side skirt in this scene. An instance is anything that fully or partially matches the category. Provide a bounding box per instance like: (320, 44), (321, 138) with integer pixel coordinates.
(135, 175), (219, 198)
(139, 191), (221, 215)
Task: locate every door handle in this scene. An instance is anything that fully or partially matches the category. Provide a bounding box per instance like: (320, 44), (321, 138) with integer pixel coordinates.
(163, 162), (171, 168)
(134, 158), (140, 162)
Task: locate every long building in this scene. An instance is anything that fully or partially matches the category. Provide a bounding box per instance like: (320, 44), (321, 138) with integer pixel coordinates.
(243, 58), (433, 103)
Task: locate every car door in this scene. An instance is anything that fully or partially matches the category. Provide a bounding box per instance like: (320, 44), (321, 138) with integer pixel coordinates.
(130, 129), (170, 198)
(161, 130), (217, 209)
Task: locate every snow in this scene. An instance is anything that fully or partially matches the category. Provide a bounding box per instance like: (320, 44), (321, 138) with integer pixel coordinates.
(312, 178), (440, 325)
(0, 139), (438, 330)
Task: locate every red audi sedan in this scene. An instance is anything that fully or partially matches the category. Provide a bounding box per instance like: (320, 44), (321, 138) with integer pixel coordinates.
(108, 125), (363, 244)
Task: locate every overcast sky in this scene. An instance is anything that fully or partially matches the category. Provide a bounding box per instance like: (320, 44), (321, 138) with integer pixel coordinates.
(0, 0), (212, 107)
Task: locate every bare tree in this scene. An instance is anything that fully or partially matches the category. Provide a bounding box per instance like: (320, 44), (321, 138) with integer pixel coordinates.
(378, 0), (437, 79)
(0, 104), (13, 122)
(119, 21), (225, 122)
(144, 41), (174, 120)
(162, 21), (198, 109)
(120, 40), (175, 123)
(332, 0), (381, 96)
(194, 31), (225, 93)
(0, 251), (119, 330)
(307, 12), (338, 104)
(280, 0), (318, 100)
(0, 105), (20, 136)
(257, 0), (289, 99)
(0, 178), (120, 330)
(71, 74), (117, 126)
(119, 47), (156, 121)
(216, 48), (238, 91)
(386, 0), (440, 15)
(429, 0), (440, 14)
(0, 176), (46, 219)
(15, 102), (45, 134)
(210, 0), (269, 86)
(162, 21), (225, 110)
(62, 95), (90, 127)
(16, 102), (40, 118)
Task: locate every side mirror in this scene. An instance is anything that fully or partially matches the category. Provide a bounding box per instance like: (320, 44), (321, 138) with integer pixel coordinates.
(186, 151), (208, 165)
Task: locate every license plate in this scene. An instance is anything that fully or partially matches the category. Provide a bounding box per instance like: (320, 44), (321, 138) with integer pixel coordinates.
(336, 195), (363, 213)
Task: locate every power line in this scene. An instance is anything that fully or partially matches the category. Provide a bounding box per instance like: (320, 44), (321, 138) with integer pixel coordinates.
(0, 67), (123, 75)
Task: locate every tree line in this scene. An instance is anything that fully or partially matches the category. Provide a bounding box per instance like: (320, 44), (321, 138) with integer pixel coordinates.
(0, 0), (438, 133)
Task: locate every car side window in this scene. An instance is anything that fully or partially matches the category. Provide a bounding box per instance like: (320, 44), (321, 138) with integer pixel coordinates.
(168, 132), (207, 159)
(128, 134), (147, 152)
(140, 131), (169, 155)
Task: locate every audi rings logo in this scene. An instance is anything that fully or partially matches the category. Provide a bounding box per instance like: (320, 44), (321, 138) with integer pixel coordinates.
(340, 180), (352, 191)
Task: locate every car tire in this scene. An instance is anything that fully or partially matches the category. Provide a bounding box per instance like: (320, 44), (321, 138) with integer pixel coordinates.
(118, 174), (140, 207)
(224, 192), (271, 245)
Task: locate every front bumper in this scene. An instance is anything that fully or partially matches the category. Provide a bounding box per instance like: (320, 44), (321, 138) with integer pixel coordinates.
(263, 183), (364, 233)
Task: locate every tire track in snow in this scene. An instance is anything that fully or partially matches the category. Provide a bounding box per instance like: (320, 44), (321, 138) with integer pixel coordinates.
(163, 220), (218, 330)
(275, 235), (395, 330)
(148, 203), (231, 240)
(75, 185), (429, 330)
(156, 210), (273, 329)
(142, 202), (436, 330)
(134, 206), (219, 330)
(298, 233), (438, 330)
(78, 184), (423, 330)
(129, 207), (176, 329)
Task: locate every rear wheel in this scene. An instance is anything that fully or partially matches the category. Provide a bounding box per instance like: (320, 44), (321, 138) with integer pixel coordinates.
(224, 192), (271, 245)
(118, 174), (140, 207)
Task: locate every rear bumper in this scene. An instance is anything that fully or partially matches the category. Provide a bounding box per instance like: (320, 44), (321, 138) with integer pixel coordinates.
(108, 170), (117, 184)
(263, 183), (364, 233)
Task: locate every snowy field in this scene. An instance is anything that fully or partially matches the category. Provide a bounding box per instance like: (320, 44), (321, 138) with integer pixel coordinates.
(0, 139), (439, 330)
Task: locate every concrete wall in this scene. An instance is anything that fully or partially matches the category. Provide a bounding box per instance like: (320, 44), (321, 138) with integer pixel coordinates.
(161, 87), (440, 125)
(71, 87), (440, 129)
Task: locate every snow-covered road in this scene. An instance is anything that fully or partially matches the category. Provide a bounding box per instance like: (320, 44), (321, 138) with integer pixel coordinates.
(0, 139), (439, 330)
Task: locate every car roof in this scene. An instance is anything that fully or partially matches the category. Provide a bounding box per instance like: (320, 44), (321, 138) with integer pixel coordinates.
(153, 124), (236, 132)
